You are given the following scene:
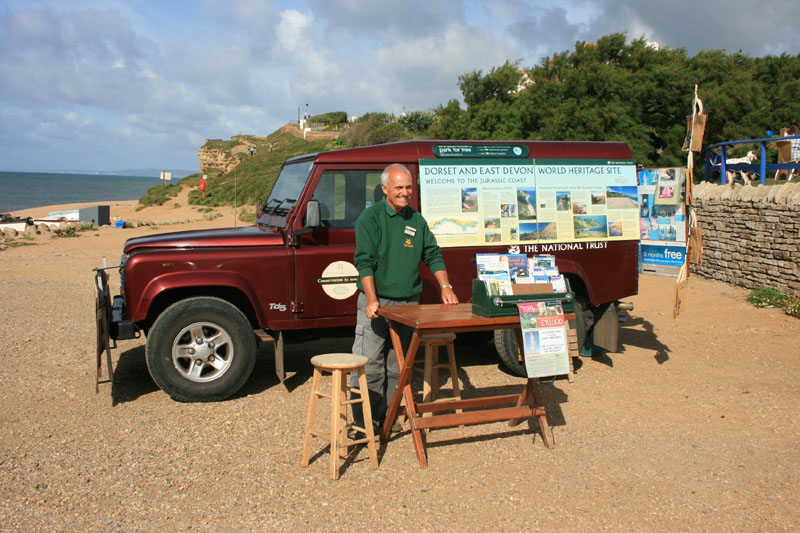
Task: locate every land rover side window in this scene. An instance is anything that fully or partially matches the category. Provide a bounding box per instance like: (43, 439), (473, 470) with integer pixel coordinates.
(314, 170), (382, 228)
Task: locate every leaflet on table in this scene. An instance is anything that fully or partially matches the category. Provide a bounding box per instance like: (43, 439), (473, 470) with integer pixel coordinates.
(476, 253), (508, 278)
(476, 253), (528, 280)
(528, 254), (556, 269)
(506, 254), (528, 279)
(530, 266), (559, 277)
(548, 275), (567, 292)
(483, 273), (513, 296)
(517, 301), (570, 378)
(419, 158), (639, 248)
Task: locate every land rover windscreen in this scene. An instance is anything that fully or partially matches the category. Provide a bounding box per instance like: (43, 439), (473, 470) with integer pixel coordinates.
(257, 157), (315, 228)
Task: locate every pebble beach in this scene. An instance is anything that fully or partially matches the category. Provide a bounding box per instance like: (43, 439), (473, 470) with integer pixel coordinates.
(1, 185), (798, 531)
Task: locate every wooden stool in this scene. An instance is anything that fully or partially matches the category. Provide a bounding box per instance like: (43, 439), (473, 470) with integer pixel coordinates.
(301, 353), (378, 479)
(419, 333), (462, 414)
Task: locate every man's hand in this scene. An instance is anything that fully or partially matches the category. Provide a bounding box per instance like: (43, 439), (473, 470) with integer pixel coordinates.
(360, 275), (380, 318)
(365, 298), (380, 319)
(433, 271), (458, 305)
(441, 287), (459, 305)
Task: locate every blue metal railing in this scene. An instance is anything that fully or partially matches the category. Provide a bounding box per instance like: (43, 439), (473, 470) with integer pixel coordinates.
(704, 135), (800, 185)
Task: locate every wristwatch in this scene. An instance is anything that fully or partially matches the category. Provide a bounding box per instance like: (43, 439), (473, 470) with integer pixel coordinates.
(440, 284), (453, 289)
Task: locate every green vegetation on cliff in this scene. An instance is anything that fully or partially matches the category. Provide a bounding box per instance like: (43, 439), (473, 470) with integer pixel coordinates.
(138, 183), (183, 207)
(310, 111), (347, 126)
(186, 131), (332, 208)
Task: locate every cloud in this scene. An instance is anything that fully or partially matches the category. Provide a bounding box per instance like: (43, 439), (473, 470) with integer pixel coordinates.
(373, 22), (515, 111)
(306, 0), (458, 40)
(205, 0), (279, 46)
(585, 0), (800, 56)
(506, 7), (587, 64)
(0, 6), (249, 169)
(1, 0), (799, 172)
(280, 1), (516, 115)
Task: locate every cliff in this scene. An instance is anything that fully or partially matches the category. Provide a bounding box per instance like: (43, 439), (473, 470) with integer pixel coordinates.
(198, 134), (270, 176)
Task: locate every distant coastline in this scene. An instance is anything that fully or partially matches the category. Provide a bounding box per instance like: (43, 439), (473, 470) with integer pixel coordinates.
(2, 168), (196, 179)
(0, 171), (165, 213)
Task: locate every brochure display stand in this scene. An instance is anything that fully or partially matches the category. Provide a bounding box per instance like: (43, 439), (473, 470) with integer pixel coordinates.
(471, 278), (575, 318)
(472, 278), (579, 381)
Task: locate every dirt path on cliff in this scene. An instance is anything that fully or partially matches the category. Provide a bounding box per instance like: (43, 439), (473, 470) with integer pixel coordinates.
(0, 198), (798, 531)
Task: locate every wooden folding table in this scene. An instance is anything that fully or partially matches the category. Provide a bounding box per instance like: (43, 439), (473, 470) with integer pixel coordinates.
(378, 303), (553, 467)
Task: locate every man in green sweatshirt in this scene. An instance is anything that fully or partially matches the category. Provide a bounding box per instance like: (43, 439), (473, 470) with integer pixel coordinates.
(351, 163), (459, 431)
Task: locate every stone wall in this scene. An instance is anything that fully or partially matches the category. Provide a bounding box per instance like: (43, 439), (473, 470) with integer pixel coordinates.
(691, 182), (800, 296)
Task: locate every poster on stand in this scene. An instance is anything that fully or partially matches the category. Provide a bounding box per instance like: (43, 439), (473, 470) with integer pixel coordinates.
(637, 167), (688, 276)
(517, 301), (570, 378)
(419, 156), (639, 248)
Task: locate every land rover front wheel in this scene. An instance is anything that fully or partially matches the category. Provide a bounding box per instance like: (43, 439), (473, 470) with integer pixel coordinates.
(146, 297), (256, 402)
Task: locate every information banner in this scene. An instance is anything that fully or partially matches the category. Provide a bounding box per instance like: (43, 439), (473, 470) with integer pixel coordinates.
(433, 144), (530, 158)
(420, 157), (639, 248)
(640, 244), (686, 266)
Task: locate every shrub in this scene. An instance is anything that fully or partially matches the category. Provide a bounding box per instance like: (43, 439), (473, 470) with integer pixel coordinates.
(784, 298), (800, 318)
(345, 114), (410, 147)
(139, 184), (182, 207)
(311, 111), (347, 126)
(52, 226), (79, 238)
(746, 288), (790, 308)
(747, 287), (799, 319)
(399, 110), (437, 133)
(238, 210), (257, 224)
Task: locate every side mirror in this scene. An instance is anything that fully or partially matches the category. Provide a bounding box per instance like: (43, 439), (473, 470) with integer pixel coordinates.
(305, 199), (321, 228)
(290, 200), (320, 247)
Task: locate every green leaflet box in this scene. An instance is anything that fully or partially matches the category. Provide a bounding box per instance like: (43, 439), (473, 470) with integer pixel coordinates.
(471, 278), (575, 318)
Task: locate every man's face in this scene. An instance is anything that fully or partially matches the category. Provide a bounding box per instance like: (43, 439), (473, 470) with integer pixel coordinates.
(382, 168), (413, 212)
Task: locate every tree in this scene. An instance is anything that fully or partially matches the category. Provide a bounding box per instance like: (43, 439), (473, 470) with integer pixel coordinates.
(458, 60), (522, 107)
(429, 99), (467, 139)
(399, 110), (437, 133)
(433, 33), (800, 167)
(344, 113), (409, 147)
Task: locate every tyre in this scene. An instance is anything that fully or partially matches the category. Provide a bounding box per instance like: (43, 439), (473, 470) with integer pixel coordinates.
(493, 328), (526, 376)
(493, 300), (589, 376)
(146, 297), (256, 402)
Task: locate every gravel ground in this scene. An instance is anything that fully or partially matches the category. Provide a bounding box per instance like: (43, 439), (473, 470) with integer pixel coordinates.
(1, 201), (798, 531)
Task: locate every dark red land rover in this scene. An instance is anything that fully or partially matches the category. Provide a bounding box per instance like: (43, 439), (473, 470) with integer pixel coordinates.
(95, 140), (638, 401)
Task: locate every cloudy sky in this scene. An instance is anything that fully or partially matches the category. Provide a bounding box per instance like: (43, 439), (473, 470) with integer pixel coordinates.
(1, 0), (798, 173)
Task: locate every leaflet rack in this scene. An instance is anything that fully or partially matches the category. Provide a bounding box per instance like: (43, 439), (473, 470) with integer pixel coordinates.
(471, 277), (584, 382)
(471, 278), (575, 318)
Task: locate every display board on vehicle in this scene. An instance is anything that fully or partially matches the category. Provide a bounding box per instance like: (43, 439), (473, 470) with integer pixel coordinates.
(419, 155), (639, 248)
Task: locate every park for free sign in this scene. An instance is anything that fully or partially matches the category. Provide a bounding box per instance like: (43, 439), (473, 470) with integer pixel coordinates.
(419, 155), (639, 248)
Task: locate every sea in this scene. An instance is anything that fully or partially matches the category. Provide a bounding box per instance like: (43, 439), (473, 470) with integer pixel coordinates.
(0, 171), (164, 213)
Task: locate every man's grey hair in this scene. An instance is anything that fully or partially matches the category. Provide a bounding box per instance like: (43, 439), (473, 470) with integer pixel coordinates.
(381, 163), (412, 186)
